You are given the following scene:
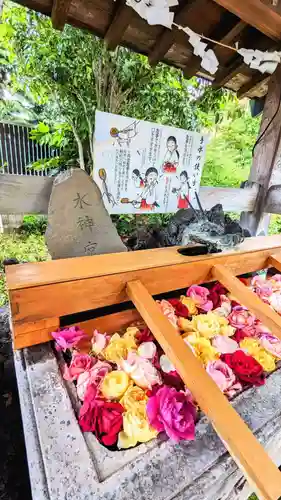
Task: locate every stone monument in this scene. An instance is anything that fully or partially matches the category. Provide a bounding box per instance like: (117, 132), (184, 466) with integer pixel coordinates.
(45, 168), (127, 259)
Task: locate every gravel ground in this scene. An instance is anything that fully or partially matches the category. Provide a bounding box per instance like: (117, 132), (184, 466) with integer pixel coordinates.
(0, 309), (32, 500)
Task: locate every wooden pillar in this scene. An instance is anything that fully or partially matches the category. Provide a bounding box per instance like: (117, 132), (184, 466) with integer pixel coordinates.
(240, 64), (281, 235)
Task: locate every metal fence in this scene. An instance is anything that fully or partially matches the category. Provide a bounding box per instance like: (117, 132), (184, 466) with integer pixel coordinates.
(0, 121), (59, 176)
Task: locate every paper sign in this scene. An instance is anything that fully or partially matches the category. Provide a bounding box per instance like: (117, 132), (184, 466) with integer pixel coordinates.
(93, 110), (207, 214)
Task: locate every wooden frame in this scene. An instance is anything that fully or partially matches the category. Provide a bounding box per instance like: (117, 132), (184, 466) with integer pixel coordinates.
(6, 234), (281, 498)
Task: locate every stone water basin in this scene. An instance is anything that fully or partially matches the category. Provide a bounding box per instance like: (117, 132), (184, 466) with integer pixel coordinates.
(14, 339), (281, 500)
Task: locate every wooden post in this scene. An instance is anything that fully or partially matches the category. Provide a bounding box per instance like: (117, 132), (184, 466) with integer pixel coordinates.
(240, 64), (281, 235)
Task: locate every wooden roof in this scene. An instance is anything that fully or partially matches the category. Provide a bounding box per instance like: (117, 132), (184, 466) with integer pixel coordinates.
(14, 0), (281, 97)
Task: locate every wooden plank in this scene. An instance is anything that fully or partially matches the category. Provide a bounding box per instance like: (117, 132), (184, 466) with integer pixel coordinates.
(0, 174), (53, 214)
(51, 0), (72, 29)
(6, 235), (281, 290)
(7, 240), (281, 330)
(265, 184), (281, 214)
(13, 309), (141, 350)
(104, 3), (135, 50)
(268, 253), (281, 272)
(0, 173), (258, 214)
(126, 279), (281, 500)
(211, 0), (281, 40)
(148, 0), (197, 66)
(212, 264), (281, 340)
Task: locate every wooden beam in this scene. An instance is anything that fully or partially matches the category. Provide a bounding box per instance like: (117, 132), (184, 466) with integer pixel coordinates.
(184, 20), (246, 79)
(212, 58), (245, 88)
(51, 0), (72, 30)
(0, 174), (258, 214)
(211, 0), (281, 40)
(148, 0), (197, 66)
(104, 4), (135, 51)
(265, 184), (281, 214)
(241, 64), (281, 235)
(237, 73), (269, 99)
(127, 279), (281, 500)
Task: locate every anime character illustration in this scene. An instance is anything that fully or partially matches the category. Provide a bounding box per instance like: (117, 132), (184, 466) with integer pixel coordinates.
(121, 167), (159, 211)
(162, 136), (179, 173)
(110, 120), (139, 147)
(132, 169), (145, 188)
(98, 168), (117, 207)
(172, 170), (190, 209)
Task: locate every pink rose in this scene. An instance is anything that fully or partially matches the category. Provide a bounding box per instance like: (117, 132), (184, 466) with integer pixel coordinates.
(259, 333), (281, 359)
(269, 292), (281, 314)
(121, 352), (162, 389)
(212, 335), (238, 354)
(251, 276), (273, 302)
(63, 353), (95, 381)
(51, 326), (86, 351)
(157, 299), (178, 328)
(146, 385), (196, 442)
(228, 307), (255, 329)
(91, 329), (110, 354)
(269, 275), (281, 291)
(186, 285), (213, 312)
(254, 320), (270, 337)
(213, 294), (232, 317)
(206, 360), (242, 398)
(76, 360), (112, 400)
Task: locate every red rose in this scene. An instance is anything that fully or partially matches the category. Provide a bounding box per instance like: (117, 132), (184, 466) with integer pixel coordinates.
(208, 282), (228, 308)
(221, 351), (265, 386)
(137, 327), (154, 343)
(79, 386), (124, 446)
(168, 298), (189, 318)
(232, 329), (250, 343)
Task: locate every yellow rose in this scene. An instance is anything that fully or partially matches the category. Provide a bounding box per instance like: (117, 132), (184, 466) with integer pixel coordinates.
(101, 370), (130, 400)
(240, 338), (276, 372)
(190, 312), (222, 339)
(220, 325), (236, 337)
(120, 385), (148, 412)
(180, 296), (198, 315)
(103, 330), (137, 364)
(185, 335), (219, 365)
(254, 350), (276, 372)
(178, 317), (194, 332)
(117, 407), (158, 449)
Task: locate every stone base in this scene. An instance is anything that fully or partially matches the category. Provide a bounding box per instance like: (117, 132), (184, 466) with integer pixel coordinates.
(10, 329), (281, 500)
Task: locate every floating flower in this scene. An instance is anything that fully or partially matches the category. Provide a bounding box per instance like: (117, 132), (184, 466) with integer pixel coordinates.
(146, 385), (196, 442)
(269, 292), (281, 314)
(101, 370), (130, 400)
(168, 298), (189, 318)
(76, 360), (112, 400)
(232, 329), (252, 343)
(208, 283), (228, 309)
(63, 352), (95, 381)
(251, 275), (273, 302)
(120, 384), (148, 411)
(136, 327), (154, 343)
(186, 285), (213, 312)
(228, 307), (255, 329)
(51, 326), (86, 351)
(79, 386), (124, 446)
(180, 296), (198, 315)
(254, 320), (271, 336)
(159, 354), (175, 373)
(240, 338), (276, 372)
(103, 329), (138, 365)
(221, 351), (265, 386)
(184, 335), (219, 365)
(259, 333), (281, 359)
(269, 274), (281, 291)
(180, 312), (232, 339)
(137, 342), (157, 359)
(206, 360), (242, 397)
(157, 299), (178, 328)
(91, 329), (110, 354)
(212, 335), (238, 354)
(213, 294), (232, 318)
(122, 352), (162, 389)
(117, 406), (158, 449)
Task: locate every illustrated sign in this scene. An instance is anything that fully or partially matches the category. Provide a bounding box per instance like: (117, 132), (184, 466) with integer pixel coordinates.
(93, 110), (207, 214)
